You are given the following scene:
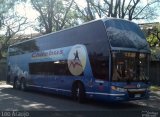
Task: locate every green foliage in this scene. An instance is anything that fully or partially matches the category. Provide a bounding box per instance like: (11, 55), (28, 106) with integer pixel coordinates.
(150, 47), (160, 61)
(147, 34), (159, 47)
(144, 23), (160, 61)
(150, 86), (160, 91)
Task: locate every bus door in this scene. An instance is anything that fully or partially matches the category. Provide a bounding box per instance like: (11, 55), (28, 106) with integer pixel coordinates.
(90, 56), (110, 93)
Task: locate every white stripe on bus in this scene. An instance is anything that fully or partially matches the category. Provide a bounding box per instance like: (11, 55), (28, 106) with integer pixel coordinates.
(86, 92), (125, 96)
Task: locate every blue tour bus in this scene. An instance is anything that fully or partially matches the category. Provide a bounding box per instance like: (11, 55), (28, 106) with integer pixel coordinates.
(7, 18), (150, 102)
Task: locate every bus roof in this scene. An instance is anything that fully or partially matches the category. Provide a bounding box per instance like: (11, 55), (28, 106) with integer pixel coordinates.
(9, 17), (136, 47)
(10, 18), (104, 47)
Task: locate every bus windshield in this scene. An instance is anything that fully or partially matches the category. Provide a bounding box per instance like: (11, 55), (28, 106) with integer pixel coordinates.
(112, 52), (149, 82)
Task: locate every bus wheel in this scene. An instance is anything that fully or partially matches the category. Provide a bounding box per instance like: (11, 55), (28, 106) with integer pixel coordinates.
(20, 78), (27, 91)
(72, 83), (85, 103)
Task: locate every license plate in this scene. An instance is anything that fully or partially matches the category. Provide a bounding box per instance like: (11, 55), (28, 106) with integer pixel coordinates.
(135, 94), (141, 98)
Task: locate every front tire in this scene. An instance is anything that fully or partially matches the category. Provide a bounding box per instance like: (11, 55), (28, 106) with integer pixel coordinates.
(72, 83), (86, 103)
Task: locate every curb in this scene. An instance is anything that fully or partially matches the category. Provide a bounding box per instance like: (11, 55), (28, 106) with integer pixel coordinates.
(150, 91), (160, 96)
(0, 81), (6, 85)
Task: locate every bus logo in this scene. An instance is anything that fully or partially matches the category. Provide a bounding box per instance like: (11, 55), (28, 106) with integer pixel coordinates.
(68, 45), (87, 76)
(137, 83), (141, 88)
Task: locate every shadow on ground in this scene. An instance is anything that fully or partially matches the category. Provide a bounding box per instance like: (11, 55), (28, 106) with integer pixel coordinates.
(1, 86), (159, 111)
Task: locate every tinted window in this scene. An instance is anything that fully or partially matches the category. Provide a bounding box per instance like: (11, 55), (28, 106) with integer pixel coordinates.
(90, 55), (109, 80)
(105, 19), (150, 51)
(105, 19), (145, 39)
(9, 40), (39, 56)
(29, 60), (83, 76)
(88, 41), (110, 81)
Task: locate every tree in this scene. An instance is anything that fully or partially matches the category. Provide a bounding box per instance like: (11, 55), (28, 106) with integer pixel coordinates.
(147, 26), (160, 47)
(140, 22), (160, 47)
(0, 0), (17, 59)
(73, 0), (106, 22)
(74, 0), (160, 22)
(0, 0), (28, 59)
(31, 0), (77, 34)
(147, 34), (159, 47)
(2, 13), (28, 44)
(140, 22), (160, 61)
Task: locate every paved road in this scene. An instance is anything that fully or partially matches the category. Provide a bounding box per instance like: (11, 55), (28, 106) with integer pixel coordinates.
(0, 84), (159, 117)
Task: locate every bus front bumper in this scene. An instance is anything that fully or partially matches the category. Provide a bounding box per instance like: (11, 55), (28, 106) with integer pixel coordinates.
(108, 90), (150, 102)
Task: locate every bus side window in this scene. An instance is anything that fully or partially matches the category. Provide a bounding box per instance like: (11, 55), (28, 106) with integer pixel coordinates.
(29, 60), (76, 76)
(90, 55), (109, 81)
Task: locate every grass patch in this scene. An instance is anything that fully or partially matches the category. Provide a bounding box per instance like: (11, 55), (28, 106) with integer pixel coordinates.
(150, 86), (160, 91)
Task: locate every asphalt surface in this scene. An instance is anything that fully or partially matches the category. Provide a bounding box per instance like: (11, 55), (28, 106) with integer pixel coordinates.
(0, 84), (159, 117)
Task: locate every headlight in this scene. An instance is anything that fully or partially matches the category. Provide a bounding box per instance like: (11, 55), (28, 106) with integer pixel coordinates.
(111, 86), (127, 92)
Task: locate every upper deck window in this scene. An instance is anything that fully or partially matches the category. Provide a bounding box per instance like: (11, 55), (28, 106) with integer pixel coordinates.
(8, 40), (39, 56)
(104, 19), (150, 51)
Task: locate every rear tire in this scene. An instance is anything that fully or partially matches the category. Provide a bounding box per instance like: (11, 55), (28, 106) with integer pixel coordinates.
(13, 78), (20, 89)
(72, 83), (86, 103)
(20, 78), (27, 91)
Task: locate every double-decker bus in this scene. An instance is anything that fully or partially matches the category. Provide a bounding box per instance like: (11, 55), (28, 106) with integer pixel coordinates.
(7, 18), (150, 102)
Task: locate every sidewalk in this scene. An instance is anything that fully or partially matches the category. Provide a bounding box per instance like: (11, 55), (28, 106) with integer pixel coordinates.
(150, 86), (160, 96)
(0, 81), (6, 85)
(151, 90), (160, 96)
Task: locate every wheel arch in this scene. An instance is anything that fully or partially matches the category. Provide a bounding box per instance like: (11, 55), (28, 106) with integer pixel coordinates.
(72, 80), (85, 90)
(71, 80), (86, 103)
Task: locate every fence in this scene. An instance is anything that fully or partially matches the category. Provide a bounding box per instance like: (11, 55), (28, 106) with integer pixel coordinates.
(150, 61), (160, 85)
(0, 59), (7, 81)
